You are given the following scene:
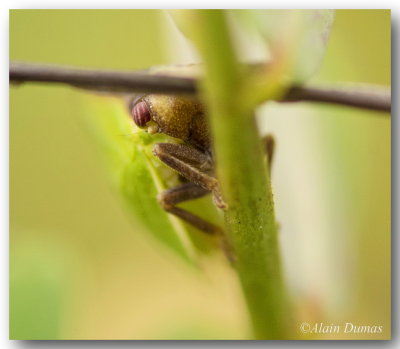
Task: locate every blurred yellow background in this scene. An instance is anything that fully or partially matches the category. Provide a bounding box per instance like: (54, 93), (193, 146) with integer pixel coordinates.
(10, 10), (390, 339)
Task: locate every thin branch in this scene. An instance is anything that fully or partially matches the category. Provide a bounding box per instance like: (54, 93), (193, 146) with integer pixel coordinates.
(285, 85), (391, 112)
(10, 62), (391, 113)
(10, 62), (197, 95)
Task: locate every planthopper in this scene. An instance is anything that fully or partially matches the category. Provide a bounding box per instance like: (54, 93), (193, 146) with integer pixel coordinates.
(128, 92), (275, 260)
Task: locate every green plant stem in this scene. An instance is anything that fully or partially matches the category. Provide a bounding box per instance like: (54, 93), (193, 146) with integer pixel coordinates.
(187, 10), (291, 339)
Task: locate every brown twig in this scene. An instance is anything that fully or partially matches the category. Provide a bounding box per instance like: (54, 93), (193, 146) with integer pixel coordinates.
(284, 85), (391, 112)
(9, 62), (391, 113)
(9, 62), (196, 94)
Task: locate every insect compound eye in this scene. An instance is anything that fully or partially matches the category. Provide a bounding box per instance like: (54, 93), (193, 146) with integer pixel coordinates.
(131, 100), (151, 128)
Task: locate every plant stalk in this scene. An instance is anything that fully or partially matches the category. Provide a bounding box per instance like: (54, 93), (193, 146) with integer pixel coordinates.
(186, 10), (291, 339)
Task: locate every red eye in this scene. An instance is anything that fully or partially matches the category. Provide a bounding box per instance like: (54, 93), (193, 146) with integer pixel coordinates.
(131, 101), (151, 127)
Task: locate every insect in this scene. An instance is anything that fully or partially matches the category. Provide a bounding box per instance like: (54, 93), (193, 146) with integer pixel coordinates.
(129, 94), (274, 255)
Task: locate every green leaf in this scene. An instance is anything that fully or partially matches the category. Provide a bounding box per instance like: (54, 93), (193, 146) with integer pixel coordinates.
(230, 10), (335, 83)
(79, 95), (199, 263)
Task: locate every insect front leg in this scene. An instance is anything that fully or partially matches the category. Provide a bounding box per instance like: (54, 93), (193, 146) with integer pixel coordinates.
(153, 143), (227, 209)
(153, 143), (235, 261)
(158, 182), (222, 235)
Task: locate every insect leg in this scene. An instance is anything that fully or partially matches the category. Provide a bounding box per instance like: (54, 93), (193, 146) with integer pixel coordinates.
(153, 143), (227, 209)
(158, 182), (223, 235)
(262, 134), (275, 175)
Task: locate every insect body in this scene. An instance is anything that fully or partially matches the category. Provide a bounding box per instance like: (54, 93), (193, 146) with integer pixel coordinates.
(130, 94), (226, 236)
(129, 94), (274, 252)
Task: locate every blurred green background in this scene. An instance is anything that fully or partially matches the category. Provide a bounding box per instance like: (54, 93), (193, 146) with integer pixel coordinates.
(10, 10), (390, 339)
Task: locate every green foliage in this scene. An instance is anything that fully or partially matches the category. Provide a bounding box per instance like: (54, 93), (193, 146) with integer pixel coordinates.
(80, 95), (198, 262)
(231, 10), (335, 83)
